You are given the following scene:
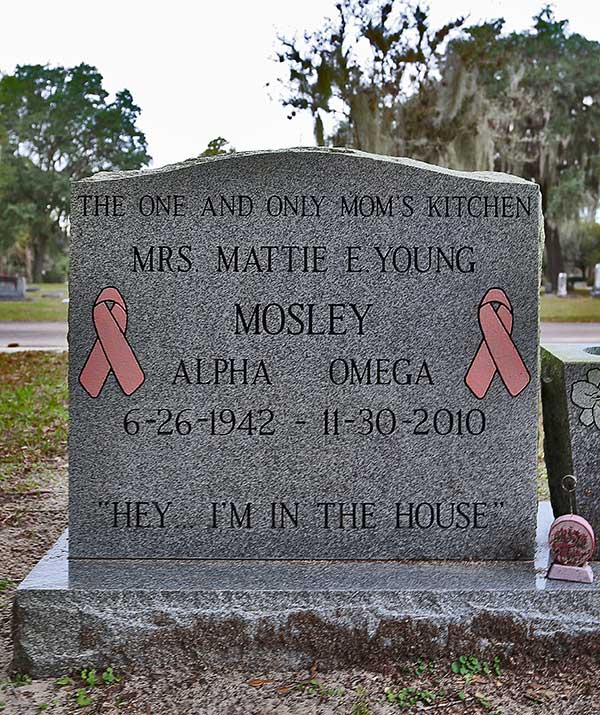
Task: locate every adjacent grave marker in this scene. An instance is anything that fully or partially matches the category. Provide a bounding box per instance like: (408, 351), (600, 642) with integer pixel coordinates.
(542, 344), (600, 555)
(557, 272), (568, 297)
(69, 148), (542, 561)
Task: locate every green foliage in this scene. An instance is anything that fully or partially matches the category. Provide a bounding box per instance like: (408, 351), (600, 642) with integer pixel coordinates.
(562, 223), (600, 274)
(0, 63), (150, 280)
(432, 9), (600, 282)
(200, 137), (235, 156)
(0, 352), (68, 488)
(278, 3), (600, 282)
(451, 655), (482, 676)
(9, 673), (32, 687)
(80, 669), (98, 687)
(385, 686), (438, 707)
(352, 685), (369, 715)
(75, 688), (92, 707)
(297, 678), (344, 698)
(414, 658), (435, 676)
(451, 655), (501, 680)
(0, 577), (15, 592)
(476, 692), (494, 709)
(548, 170), (588, 224)
(277, 0), (464, 152)
(55, 675), (72, 687)
(101, 667), (120, 685)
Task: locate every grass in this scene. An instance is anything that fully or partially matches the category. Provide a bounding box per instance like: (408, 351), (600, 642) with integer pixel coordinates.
(0, 352), (68, 489)
(540, 294), (600, 322)
(0, 283), (68, 322)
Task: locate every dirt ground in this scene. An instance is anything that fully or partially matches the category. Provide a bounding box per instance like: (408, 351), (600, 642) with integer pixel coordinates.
(2, 464), (600, 714)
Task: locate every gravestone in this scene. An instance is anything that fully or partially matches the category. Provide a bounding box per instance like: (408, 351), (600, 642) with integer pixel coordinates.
(542, 344), (600, 553)
(0, 274), (27, 300)
(592, 264), (600, 297)
(557, 272), (568, 297)
(68, 149), (542, 561)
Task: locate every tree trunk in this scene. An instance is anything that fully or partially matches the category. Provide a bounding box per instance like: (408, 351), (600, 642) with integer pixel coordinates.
(544, 219), (564, 291)
(32, 236), (47, 283)
(539, 179), (564, 291)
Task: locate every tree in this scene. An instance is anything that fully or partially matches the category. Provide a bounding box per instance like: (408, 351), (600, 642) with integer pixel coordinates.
(200, 137), (235, 156)
(278, 4), (600, 287)
(562, 222), (600, 278)
(436, 9), (600, 287)
(277, 0), (464, 152)
(0, 63), (150, 280)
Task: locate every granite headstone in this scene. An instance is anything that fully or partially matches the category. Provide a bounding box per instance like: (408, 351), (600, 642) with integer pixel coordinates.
(0, 274), (27, 301)
(69, 148), (542, 561)
(542, 344), (600, 554)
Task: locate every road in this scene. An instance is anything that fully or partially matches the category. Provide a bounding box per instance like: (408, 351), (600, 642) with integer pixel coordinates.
(0, 321), (68, 349)
(540, 322), (600, 343)
(0, 320), (599, 350)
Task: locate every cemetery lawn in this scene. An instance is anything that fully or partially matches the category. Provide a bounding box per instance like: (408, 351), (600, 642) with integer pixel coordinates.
(0, 352), (68, 487)
(0, 283), (68, 321)
(540, 294), (600, 322)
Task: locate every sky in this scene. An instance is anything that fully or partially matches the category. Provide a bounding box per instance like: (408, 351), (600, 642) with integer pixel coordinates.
(2, 0), (600, 169)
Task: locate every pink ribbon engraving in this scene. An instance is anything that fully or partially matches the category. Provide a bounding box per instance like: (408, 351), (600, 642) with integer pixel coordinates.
(465, 288), (530, 399)
(79, 287), (145, 398)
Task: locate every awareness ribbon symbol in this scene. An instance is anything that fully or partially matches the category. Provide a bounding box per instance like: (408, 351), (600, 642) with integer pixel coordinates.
(79, 287), (145, 398)
(464, 288), (530, 399)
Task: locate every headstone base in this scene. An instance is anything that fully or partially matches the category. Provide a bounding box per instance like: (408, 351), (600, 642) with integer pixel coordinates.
(12, 503), (600, 678)
(547, 562), (594, 583)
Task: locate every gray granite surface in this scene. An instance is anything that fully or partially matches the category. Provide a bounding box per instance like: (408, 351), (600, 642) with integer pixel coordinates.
(12, 504), (600, 677)
(69, 148), (542, 560)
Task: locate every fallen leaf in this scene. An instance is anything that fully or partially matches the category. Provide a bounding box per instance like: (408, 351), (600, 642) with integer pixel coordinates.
(248, 678), (272, 688)
(538, 688), (556, 699)
(526, 686), (556, 701)
(525, 692), (543, 704)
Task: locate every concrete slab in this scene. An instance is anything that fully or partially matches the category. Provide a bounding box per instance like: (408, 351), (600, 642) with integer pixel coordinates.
(12, 503), (600, 677)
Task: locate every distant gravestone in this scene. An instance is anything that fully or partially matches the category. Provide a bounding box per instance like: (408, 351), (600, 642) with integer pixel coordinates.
(557, 272), (568, 297)
(592, 264), (600, 297)
(69, 149), (542, 561)
(0, 275), (27, 301)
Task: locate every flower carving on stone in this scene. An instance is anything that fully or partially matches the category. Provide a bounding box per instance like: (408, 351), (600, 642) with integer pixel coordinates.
(571, 368), (600, 429)
(550, 526), (591, 566)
